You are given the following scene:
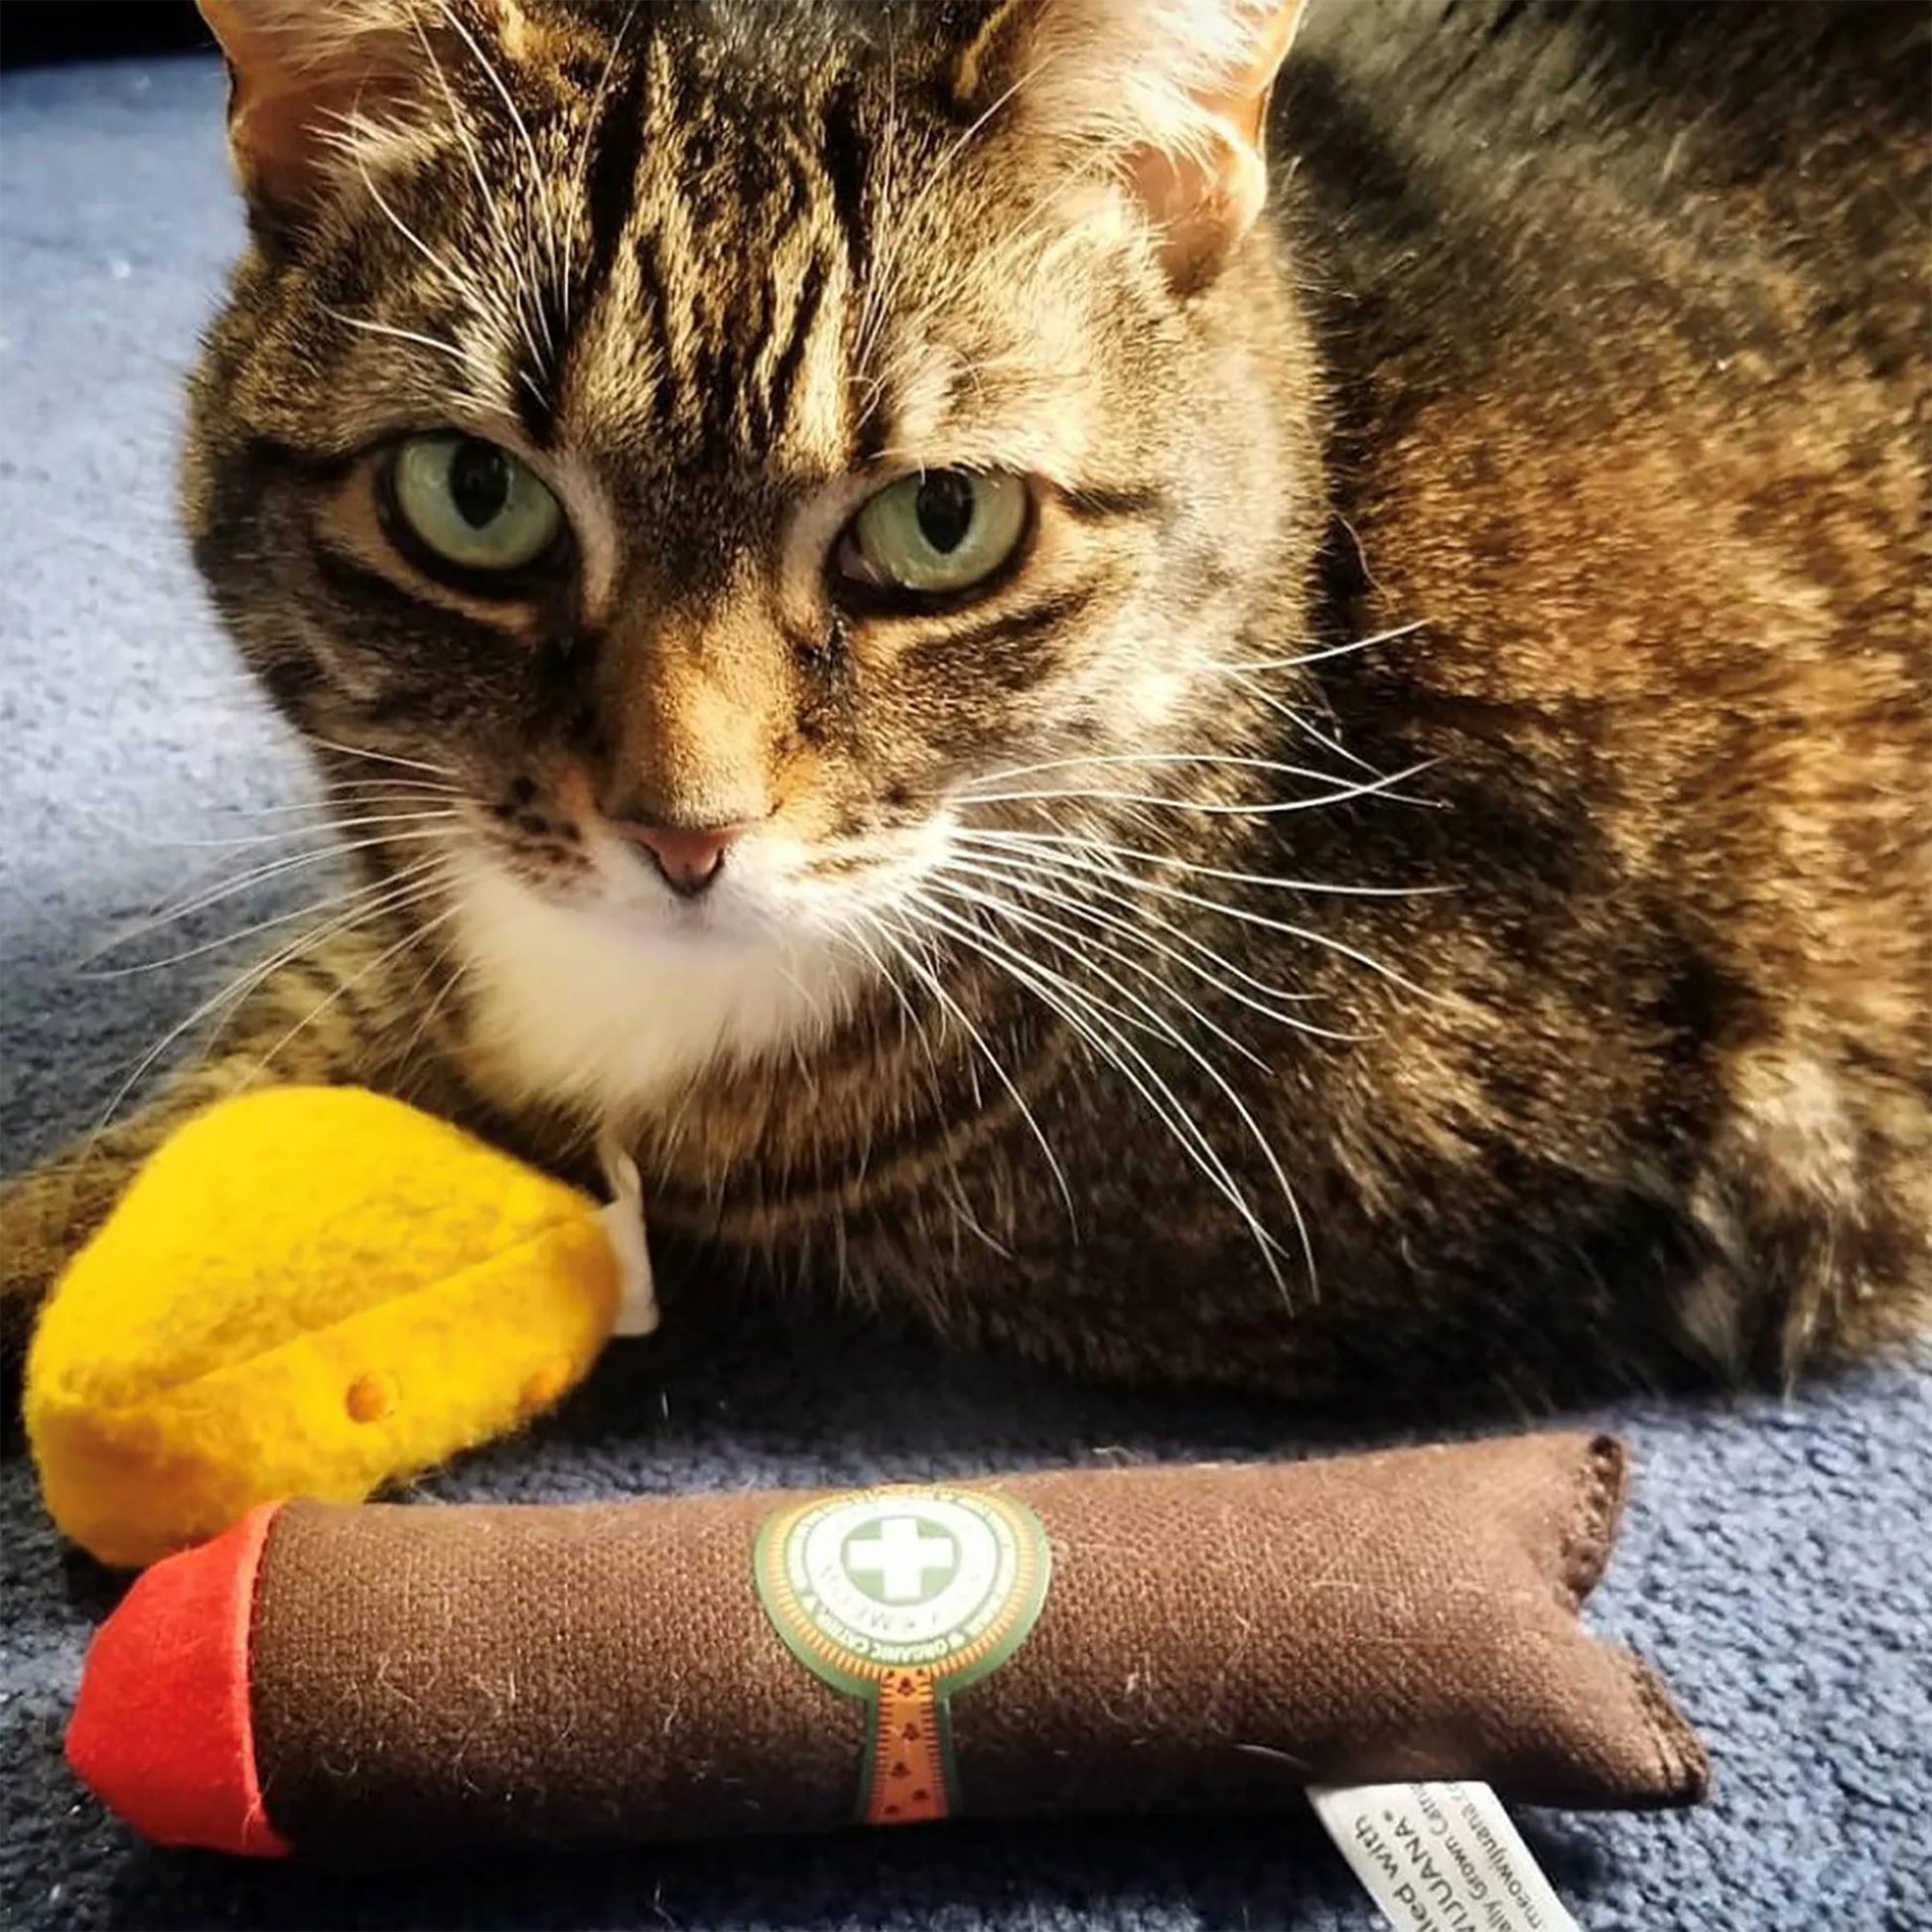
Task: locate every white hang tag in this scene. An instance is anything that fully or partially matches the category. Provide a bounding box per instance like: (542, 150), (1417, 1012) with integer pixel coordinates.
(1308, 1781), (1584, 1932)
(595, 1137), (658, 1337)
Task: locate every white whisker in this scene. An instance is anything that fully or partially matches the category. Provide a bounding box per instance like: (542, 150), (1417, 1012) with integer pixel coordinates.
(961, 751), (1427, 793)
(895, 889), (1301, 1296)
(255, 900), (464, 1075)
(76, 826), (457, 964)
(965, 844), (1438, 1002)
(304, 737), (460, 779)
(864, 915), (1078, 1229)
(322, 306), (475, 372)
(1221, 671), (1392, 779)
(928, 870), (1271, 1071)
(78, 855), (450, 981)
(957, 826), (1447, 899)
(954, 759), (1440, 819)
(1200, 621), (1429, 676)
(413, 13), (552, 372)
(432, 0), (562, 354)
(919, 878), (1316, 1297)
(149, 808), (466, 853)
(89, 859), (453, 1135)
(936, 848), (1360, 1042)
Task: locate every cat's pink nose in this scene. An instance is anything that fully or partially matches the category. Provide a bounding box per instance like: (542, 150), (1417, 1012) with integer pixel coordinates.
(612, 818), (747, 897)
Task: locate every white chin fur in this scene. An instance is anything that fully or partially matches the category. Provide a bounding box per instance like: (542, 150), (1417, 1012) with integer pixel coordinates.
(449, 842), (867, 1129)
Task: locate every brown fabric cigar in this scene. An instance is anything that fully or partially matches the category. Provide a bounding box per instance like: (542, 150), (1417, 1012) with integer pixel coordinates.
(66, 1432), (1708, 1860)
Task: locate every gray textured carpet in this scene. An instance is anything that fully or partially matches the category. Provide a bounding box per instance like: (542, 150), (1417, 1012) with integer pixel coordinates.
(2, 54), (1928, 1932)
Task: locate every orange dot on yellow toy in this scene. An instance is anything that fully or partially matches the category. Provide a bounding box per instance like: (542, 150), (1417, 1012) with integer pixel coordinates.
(25, 1087), (648, 1570)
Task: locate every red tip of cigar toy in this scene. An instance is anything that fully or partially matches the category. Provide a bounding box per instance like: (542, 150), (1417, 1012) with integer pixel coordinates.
(67, 1504), (290, 1858)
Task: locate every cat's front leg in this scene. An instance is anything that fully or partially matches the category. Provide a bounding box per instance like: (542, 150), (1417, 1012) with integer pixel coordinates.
(0, 930), (450, 1374)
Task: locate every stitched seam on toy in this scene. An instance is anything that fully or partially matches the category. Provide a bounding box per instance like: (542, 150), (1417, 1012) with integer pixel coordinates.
(1555, 1435), (1623, 1612)
(69, 1208), (608, 1414)
(233, 1503), (294, 1856)
(1628, 1649), (1711, 1801)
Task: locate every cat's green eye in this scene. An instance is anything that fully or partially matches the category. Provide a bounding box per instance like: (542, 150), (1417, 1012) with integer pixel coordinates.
(838, 470), (1031, 599)
(387, 433), (565, 577)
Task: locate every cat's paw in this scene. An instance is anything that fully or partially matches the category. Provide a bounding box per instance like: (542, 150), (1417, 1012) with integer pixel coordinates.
(0, 1158), (124, 1380)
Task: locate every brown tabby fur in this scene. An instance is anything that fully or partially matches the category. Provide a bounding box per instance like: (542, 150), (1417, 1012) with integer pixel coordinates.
(4, 0), (1927, 1409)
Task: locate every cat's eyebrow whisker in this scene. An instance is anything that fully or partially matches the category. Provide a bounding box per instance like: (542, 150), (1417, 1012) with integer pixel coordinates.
(428, 0), (563, 359)
(856, 42), (1073, 370)
(321, 303), (518, 423)
(561, 0), (642, 336)
(956, 825), (1449, 899)
(321, 305), (478, 374)
(1200, 620), (1430, 675)
(319, 106), (517, 370)
(411, 12), (553, 373)
(865, 910), (1079, 1231)
(919, 874), (1317, 1298)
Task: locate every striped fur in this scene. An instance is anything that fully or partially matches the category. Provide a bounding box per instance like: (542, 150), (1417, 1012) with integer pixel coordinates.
(5, 0), (1927, 1407)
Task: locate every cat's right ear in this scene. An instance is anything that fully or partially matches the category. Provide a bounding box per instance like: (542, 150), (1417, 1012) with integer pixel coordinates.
(197, 0), (418, 221)
(954, 0), (1310, 291)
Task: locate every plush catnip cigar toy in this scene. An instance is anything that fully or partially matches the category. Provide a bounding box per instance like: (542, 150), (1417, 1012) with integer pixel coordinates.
(67, 1433), (1707, 1859)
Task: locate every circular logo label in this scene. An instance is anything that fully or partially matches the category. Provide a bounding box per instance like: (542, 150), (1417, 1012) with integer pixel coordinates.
(754, 1484), (1051, 1825)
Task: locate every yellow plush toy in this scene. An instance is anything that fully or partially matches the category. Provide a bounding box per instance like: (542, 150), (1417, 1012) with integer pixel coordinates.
(25, 1087), (653, 1569)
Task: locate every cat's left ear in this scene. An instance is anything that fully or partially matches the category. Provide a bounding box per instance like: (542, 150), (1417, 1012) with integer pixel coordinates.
(197, 0), (422, 220)
(955, 0), (1310, 290)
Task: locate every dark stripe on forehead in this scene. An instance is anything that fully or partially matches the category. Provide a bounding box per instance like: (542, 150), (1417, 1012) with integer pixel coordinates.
(630, 226), (680, 425)
(535, 40), (654, 430)
(511, 358), (561, 448)
(819, 77), (874, 295)
(762, 253), (831, 447)
(578, 50), (654, 339)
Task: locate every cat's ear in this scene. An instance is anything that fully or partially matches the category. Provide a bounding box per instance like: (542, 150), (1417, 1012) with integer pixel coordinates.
(954, 0), (1310, 289)
(196, 0), (421, 218)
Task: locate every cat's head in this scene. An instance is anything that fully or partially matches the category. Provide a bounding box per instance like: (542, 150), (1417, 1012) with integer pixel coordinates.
(185, 0), (1320, 1094)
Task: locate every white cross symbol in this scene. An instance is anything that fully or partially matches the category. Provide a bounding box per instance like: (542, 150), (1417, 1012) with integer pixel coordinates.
(844, 1516), (956, 1601)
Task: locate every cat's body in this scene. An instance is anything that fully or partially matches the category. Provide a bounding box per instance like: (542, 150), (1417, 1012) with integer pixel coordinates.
(5, 0), (1927, 1405)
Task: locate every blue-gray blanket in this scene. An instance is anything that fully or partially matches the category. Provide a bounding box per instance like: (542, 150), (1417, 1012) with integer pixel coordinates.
(2, 56), (1926, 1932)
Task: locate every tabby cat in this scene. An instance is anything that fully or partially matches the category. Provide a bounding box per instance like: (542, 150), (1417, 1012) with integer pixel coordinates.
(4, 0), (1927, 1405)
